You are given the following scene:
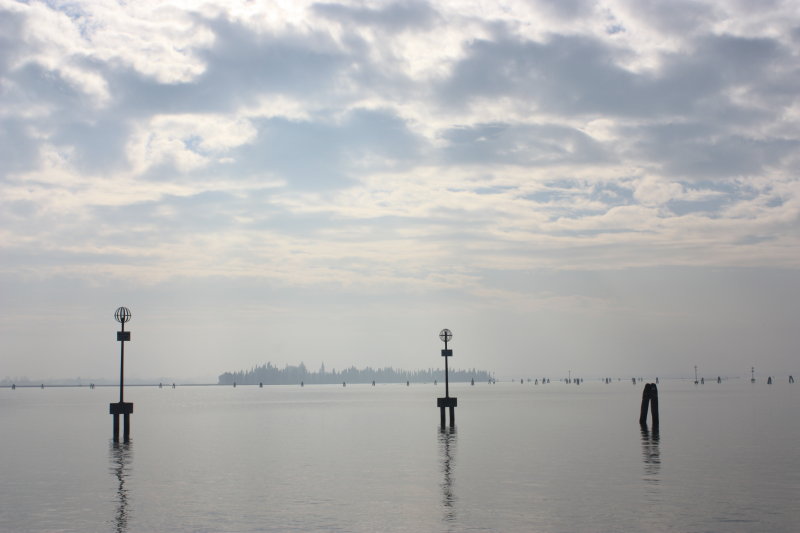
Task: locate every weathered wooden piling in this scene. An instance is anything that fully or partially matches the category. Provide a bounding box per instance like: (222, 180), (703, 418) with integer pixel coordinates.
(436, 329), (457, 429)
(639, 383), (651, 424)
(639, 383), (659, 427)
(650, 385), (659, 426)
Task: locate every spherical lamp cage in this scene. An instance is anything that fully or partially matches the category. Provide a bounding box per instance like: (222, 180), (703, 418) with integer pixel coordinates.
(439, 328), (452, 344)
(114, 307), (132, 324)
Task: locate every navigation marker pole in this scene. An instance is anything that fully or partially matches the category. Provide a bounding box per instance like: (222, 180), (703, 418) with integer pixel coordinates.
(437, 329), (457, 429)
(110, 307), (134, 442)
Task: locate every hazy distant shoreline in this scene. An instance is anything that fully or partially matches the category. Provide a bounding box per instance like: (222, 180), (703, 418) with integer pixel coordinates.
(3, 374), (782, 388)
(218, 362), (493, 386)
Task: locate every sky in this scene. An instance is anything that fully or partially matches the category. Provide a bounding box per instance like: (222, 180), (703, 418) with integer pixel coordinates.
(1, 0), (799, 383)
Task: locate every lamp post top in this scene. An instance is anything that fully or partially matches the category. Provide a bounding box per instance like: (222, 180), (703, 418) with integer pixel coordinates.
(114, 307), (132, 324)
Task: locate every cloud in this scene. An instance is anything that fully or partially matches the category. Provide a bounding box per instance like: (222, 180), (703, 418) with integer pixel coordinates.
(438, 122), (610, 166)
(197, 15), (350, 102)
(232, 108), (424, 189)
(126, 113), (258, 174)
(312, 1), (440, 32)
(529, 0), (597, 21)
(0, 118), (39, 175)
(439, 32), (644, 116)
(2, 0), (800, 377)
(616, 0), (720, 36)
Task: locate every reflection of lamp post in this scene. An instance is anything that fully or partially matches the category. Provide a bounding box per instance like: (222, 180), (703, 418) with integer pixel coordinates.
(110, 307), (134, 442)
(110, 442), (132, 532)
(439, 428), (457, 523)
(437, 329), (457, 429)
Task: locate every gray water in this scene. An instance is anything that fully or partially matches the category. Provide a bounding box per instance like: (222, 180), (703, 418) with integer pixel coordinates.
(1, 380), (797, 532)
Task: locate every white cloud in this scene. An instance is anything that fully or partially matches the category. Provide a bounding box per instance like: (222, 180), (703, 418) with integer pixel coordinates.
(632, 176), (683, 205)
(126, 113), (258, 173)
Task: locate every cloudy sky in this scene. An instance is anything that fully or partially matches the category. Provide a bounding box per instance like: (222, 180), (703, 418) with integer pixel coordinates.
(2, 0), (799, 382)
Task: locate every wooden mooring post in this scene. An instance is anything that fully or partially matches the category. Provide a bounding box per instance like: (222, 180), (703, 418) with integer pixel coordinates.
(639, 383), (659, 427)
(437, 329), (457, 429)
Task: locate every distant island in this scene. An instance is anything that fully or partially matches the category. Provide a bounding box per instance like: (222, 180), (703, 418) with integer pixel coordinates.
(218, 362), (493, 385)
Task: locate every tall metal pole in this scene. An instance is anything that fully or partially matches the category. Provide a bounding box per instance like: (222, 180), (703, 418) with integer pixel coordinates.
(112, 307), (133, 442)
(119, 320), (125, 404)
(437, 329), (456, 429)
(444, 336), (449, 399)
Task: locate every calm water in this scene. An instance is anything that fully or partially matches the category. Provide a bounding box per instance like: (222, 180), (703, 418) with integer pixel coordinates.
(1, 380), (797, 532)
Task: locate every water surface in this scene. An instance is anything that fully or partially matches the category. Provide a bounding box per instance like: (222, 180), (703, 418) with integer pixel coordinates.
(1, 380), (797, 532)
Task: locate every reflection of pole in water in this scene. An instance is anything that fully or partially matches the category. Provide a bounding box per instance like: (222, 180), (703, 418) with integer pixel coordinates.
(639, 425), (661, 490)
(110, 442), (132, 533)
(439, 428), (457, 524)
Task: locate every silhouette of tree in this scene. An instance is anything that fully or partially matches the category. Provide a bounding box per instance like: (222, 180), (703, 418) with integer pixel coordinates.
(218, 363), (492, 385)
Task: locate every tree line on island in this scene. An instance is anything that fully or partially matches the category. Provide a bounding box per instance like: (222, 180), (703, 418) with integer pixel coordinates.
(218, 362), (492, 385)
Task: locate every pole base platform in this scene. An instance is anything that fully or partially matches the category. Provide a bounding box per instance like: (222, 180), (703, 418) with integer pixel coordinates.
(437, 397), (457, 407)
(110, 402), (134, 415)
